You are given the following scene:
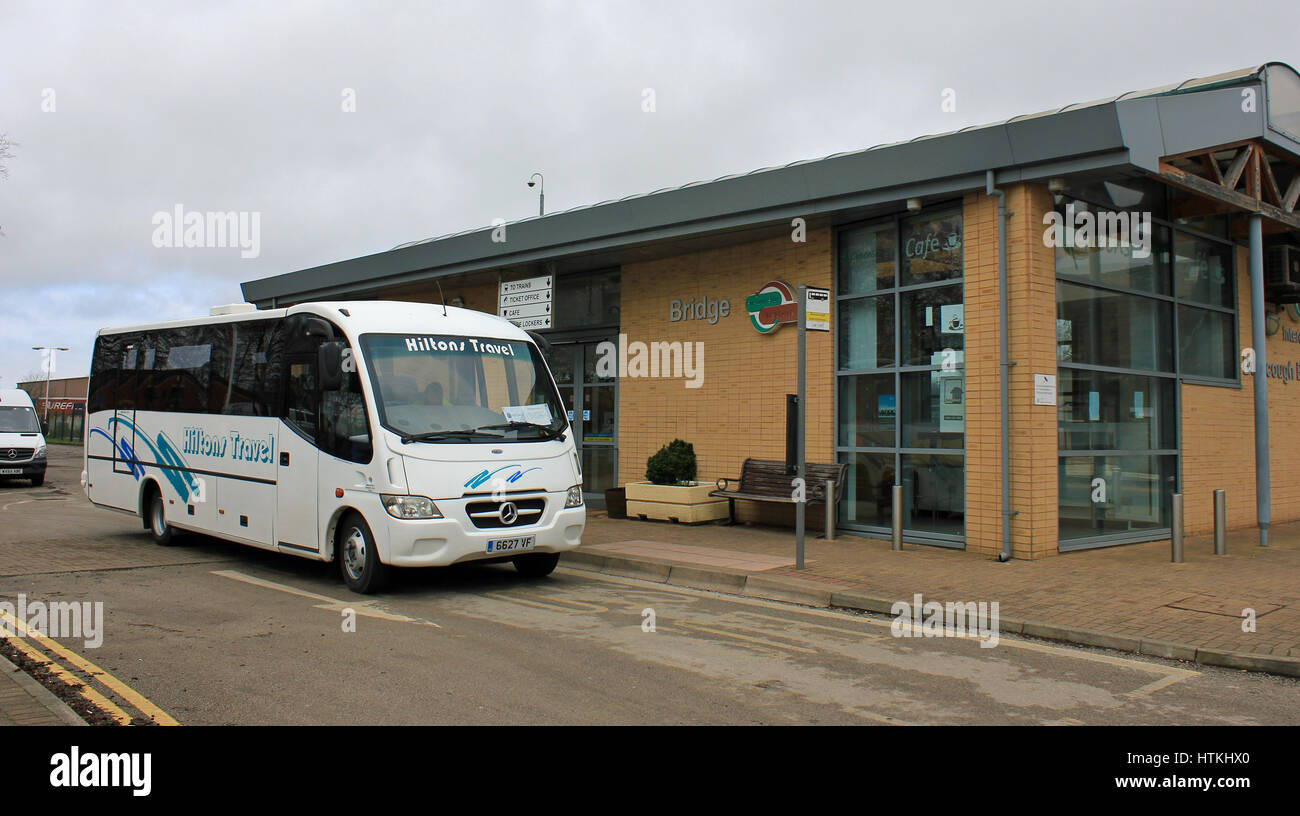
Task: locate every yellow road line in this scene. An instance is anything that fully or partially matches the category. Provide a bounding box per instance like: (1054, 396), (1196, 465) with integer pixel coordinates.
(3, 634), (132, 725)
(1, 610), (179, 726)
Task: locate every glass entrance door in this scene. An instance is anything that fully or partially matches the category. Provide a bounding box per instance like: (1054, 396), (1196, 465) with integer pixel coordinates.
(550, 339), (617, 497)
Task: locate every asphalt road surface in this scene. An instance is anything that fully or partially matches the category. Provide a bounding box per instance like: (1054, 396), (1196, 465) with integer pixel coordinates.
(2, 446), (1298, 725)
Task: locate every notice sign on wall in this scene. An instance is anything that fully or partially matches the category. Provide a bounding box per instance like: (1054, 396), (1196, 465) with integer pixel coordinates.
(1034, 374), (1057, 406)
(805, 287), (830, 332)
(499, 275), (553, 329)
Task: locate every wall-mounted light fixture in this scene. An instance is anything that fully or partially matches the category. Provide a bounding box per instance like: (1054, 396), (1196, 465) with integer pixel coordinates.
(906, 198), (922, 213)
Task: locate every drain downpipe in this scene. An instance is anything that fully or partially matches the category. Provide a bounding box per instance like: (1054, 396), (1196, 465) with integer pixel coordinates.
(987, 170), (1012, 563)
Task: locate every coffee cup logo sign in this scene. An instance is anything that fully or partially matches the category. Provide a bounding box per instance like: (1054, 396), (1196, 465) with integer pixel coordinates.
(745, 281), (798, 334)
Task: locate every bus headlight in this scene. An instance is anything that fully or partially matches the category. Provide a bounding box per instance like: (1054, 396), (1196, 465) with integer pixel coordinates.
(564, 485), (584, 508)
(381, 494), (442, 519)
(34, 445), (47, 460)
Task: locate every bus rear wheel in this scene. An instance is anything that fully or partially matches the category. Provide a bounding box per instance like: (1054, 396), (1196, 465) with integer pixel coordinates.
(338, 512), (388, 594)
(148, 491), (176, 546)
(513, 552), (560, 578)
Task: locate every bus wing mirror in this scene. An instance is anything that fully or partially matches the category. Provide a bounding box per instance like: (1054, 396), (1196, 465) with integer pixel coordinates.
(318, 342), (344, 391)
(526, 330), (551, 361)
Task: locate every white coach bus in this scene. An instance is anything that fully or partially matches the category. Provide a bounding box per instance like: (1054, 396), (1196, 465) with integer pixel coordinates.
(83, 301), (585, 593)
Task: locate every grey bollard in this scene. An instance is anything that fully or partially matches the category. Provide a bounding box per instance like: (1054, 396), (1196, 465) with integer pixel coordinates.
(824, 479), (836, 541)
(1171, 493), (1184, 563)
(1214, 489), (1226, 555)
(891, 484), (903, 551)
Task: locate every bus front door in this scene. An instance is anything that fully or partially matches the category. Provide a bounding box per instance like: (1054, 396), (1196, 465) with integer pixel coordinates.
(276, 356), (321, 555)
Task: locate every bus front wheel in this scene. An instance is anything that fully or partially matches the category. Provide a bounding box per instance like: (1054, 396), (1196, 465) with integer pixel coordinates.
(148, 491), (176, 546)
(513, 552), (560, 578)
(338, 513), (388, 594)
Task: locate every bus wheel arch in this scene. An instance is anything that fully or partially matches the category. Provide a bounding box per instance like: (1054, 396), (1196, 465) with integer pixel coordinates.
(138, 479), (163, 529)
(140, 480), (176, 546)
(335, 509), (389, 594)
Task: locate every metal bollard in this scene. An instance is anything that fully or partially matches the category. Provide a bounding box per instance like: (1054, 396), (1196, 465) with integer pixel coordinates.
(1171, 493), (1184, 563)
(824, 479), (836, 541)
(891, 484), (903, 551)
(1213, 489), (1226, 555)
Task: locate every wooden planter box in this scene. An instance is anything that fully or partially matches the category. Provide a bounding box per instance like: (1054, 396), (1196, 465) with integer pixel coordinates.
(625, 481), (728, 524)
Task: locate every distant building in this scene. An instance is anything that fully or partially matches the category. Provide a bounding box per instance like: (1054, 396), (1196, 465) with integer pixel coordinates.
(17, 376), (88, 442)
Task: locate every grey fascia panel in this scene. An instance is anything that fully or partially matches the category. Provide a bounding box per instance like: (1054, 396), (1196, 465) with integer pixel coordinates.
(1003, 105), (1127, 166)
(1154, 85), (1264, 160)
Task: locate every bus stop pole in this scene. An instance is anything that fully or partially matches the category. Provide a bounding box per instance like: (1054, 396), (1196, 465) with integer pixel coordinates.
(795, 284), (807, 570)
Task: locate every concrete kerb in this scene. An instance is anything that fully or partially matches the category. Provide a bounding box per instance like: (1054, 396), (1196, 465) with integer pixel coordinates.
(561, 548), (1300, 679)
(0, 651), (87, 726)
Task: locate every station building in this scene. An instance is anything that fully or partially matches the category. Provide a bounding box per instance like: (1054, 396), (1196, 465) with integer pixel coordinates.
(243, 62), (1300, 559)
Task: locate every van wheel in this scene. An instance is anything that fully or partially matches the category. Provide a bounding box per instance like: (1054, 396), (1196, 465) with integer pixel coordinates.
(30, 475), (44, 487)
(513, 552), (560, 578)
(149, 491), (176, 546)
(338, 513), (388, 594)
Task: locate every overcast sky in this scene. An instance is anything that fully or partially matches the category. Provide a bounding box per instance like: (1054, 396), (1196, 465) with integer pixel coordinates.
(1, 0), (1298, 385)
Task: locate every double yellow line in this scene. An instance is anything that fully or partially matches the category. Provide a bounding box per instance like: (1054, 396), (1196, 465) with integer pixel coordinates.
(0, 610), (178, 726)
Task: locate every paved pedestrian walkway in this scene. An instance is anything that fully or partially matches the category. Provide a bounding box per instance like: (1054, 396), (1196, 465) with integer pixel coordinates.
(569, 511), (1300, 672)
(0, 654), (81, 726)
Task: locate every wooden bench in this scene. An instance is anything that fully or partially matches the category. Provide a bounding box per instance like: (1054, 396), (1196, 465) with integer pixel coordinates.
(709, 458), (848, 524)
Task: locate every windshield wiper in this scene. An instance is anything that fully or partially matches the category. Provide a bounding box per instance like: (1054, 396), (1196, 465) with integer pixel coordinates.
(400, 429), (480, 444)
(473, 422), (566, 441)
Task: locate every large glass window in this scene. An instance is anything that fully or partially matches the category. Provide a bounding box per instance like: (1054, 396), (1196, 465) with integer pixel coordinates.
(836, 207), (964, 545)
(1054, 185), (1238, 549)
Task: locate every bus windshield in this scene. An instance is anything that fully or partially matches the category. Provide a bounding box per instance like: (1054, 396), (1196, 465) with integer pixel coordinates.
(360, 333), (567, 443)
(0, 406), (40, 433)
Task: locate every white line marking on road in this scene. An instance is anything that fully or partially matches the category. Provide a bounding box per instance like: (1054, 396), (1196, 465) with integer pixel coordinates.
(0, 499), (35, 513)
(211, 569), (440, 628)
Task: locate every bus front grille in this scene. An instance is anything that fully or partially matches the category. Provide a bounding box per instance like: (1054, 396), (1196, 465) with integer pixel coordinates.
(466, 497), (546, 529)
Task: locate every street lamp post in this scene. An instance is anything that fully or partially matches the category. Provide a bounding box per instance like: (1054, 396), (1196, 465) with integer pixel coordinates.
(527, 172), (544, 216)
(31, 345), (69, 423)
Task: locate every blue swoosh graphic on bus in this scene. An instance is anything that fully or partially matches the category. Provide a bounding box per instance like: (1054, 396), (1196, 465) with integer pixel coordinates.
(92, 417), (197, 502)
(464, 465), (543, 490)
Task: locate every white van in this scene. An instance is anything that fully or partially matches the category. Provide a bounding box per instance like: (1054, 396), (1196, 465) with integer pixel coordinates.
(0, 389), (48, 487)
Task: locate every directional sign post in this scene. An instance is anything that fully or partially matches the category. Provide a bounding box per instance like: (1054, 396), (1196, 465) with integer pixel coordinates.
(499, 275), (554, 329)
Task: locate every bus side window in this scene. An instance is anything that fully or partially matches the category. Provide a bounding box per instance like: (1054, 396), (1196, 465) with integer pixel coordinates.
(284, 360), (318, 439)
(321, 346), (372, 464)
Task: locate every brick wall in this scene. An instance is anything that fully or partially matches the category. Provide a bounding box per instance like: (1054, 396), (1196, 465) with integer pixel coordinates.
(618, 229), (834, 525)
(1181, 243), (1300, 536)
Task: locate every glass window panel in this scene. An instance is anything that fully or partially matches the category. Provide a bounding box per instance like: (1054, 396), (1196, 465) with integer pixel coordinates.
(1266, 65), (1300, 142)
(553, 270), (621, 329)
(900, 285), (963, 366)
(1054, 213), (1170, 294)
(583, 385), (616, 443)
(837, 294), (894, 370)
(901, 453), (963, 536)
(1056, 281), (1173, 371)
(901, 370), (964, 449)
(837, 373), (895, 448)
(836, 452), (895, 529)
(837, 223), (895, 294)
(900, 210), (963, 285)
(1058, 179), (1167, 220)
(1059, 455), (1176, 541)
(1174, 232), (1233, 307)
(1178, 306), (1236, 380)
(581, 446), (617, 493)
(1057, 370), (1175, 451)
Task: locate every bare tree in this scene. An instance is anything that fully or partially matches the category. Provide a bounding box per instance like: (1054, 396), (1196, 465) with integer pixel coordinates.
(0, 132), (14, 236)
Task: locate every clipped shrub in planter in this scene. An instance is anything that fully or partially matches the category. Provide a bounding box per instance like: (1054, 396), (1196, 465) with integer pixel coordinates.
(626, 439), (725, 523)
(645, 439), (697, 486)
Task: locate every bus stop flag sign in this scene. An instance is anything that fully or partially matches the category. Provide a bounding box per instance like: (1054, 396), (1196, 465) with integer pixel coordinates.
(805, 288), (830, 332)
